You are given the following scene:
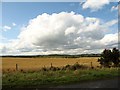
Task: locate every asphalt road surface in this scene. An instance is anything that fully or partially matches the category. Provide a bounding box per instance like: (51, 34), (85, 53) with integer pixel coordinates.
(53, 77), (119, 88)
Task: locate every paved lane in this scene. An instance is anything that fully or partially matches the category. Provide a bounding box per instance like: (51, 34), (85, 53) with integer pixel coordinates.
(54, 77), (119, 88)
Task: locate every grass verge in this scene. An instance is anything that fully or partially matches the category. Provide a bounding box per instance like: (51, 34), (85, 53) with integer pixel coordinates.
(2, 67), (119, 88)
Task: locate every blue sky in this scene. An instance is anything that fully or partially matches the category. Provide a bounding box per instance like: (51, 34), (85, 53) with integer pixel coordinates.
(1, 2), (119, 55)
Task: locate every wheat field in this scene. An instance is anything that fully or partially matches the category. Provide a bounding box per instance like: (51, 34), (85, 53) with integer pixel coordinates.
(2, 57), (100, 71)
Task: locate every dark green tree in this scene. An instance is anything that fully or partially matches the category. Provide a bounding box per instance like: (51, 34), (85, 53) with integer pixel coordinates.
(98, 48), (119, 67)
(98, 49), (112, 67)
(111, 48), (119, 67)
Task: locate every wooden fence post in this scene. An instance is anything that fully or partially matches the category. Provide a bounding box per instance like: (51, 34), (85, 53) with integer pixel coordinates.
(16, 64), (18, 71)
(91, 62), (94, 69)
(51, 63), (53, 67)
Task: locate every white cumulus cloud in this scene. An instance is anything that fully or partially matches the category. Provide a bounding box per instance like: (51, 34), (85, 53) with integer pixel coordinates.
(0, 12), (118, 55)
(82, 0), (110, 12)
(3, 25), (11, 31)
(65, 26), (76, 35)
(100, 33), (118, 48)
(105, 19), (118, 26)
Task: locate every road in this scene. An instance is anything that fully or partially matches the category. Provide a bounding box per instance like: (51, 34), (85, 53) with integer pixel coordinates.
(53, 77), (119, 88)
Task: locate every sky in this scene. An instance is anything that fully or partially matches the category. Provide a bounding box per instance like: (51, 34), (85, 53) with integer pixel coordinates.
(0, 1), (120, 55)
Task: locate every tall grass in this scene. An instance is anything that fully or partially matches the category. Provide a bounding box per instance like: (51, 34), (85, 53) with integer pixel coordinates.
(3, 66), (119, 88)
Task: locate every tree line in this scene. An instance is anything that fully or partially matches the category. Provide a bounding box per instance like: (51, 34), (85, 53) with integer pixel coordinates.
(1, 54), (101, 58)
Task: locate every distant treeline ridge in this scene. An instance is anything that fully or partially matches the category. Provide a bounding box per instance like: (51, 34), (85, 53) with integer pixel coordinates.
(1, 54), (101, 58)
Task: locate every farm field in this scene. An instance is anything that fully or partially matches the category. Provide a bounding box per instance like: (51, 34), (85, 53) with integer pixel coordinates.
(2, 57), (119, 88)
(2, 57), (99, 71)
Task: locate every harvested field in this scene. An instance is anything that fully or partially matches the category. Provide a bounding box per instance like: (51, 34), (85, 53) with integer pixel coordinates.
(2, 57), (100, 71)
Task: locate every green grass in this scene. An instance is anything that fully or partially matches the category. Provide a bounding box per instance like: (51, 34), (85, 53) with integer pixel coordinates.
(2, 68), (119, 88)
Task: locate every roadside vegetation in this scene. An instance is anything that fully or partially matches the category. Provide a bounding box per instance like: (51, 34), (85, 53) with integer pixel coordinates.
(3, 65), (119, 88)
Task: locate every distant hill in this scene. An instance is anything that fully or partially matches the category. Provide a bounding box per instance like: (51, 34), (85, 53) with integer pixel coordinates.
(1, 54), (101, 58)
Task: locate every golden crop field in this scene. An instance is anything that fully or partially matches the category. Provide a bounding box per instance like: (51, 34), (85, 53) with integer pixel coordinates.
(2, 57), (100, 71)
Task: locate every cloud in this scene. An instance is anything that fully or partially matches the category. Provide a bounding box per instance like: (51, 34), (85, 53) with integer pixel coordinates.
(100, 33), (118, 45)
(0, 35), (7, 42)
(111, 5), (118, 11)
(12, 23), (16, 26)
(101, 19), (118, 34)
(104, 19), (118, 28)
(17, 12), (103, 51)
(2, 23), (16, 32)
(3, 25), (11, 31)
(82, 0), (110, 12)
(65, 26), (76, 35)
(0, 12), (118, 55)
